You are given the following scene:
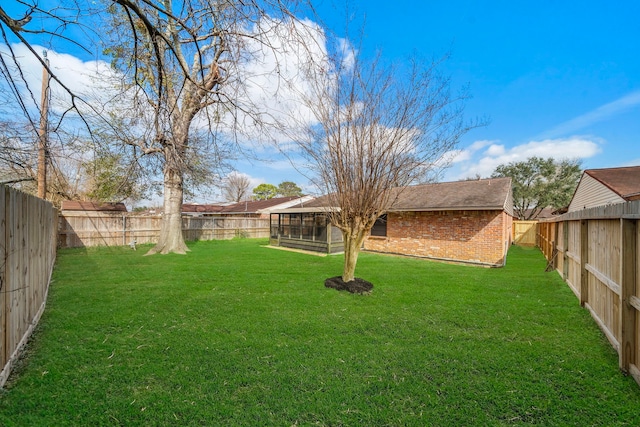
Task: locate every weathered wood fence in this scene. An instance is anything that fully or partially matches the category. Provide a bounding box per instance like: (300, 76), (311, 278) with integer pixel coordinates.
(58, 214), (270, 248)
(0, 186), (58, 387)
(537, 201), (640, 387)
(513, 220), (538, 246)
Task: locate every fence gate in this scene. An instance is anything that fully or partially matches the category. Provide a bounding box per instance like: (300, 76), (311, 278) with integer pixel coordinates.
(513, 220), (537, 245)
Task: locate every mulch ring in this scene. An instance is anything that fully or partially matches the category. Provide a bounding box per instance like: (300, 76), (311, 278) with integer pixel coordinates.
(324, 276), (373, 294)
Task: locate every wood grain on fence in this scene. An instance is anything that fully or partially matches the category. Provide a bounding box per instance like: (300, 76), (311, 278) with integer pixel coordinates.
(537, 201), (640, 387)
(0, 186), (57, 387)
(58, 214), (270, 248)
(513, 220), (538, 246)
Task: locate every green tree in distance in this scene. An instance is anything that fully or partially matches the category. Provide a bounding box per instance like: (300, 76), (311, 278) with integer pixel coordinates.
(277, 181), (303, 197)
(491, 157), (582, 220)
(83, 152), (144, 202)
(253, 183), (278, 200)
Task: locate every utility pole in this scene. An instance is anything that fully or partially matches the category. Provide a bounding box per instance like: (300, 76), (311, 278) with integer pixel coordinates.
(37, 50), (50, 199)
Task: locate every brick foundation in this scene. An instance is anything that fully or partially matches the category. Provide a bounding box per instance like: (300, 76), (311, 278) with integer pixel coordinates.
(364, 210), (512, 266)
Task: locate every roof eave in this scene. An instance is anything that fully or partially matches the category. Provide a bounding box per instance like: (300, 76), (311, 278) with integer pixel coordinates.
(389, 206), (506, 212)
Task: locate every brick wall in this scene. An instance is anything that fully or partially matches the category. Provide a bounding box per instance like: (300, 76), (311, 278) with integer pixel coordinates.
(364, 210), (511, 266)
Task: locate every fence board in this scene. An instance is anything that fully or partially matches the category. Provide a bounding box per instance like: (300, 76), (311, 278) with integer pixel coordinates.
(0, 186), (57, 387)
(0, 187), (6, 374)
(513, 220), (538, 245)
(58, 214), (270, 248)
(536, 200), (640, 388)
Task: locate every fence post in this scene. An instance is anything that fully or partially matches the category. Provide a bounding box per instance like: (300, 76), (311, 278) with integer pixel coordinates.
(580, 219), (589, 306)
(620, 218), (637, 375)
(0, 186), (6, 369)
(562, 220), (569, 280)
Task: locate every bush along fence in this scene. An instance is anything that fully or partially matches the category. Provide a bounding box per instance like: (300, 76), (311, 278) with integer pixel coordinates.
(58, 213), (270, 248)
(537, 200), (640, 387)
(0, 185), (58, 387)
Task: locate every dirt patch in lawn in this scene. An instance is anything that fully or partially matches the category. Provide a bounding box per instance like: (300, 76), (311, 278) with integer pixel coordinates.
(324, 276), (373, 294)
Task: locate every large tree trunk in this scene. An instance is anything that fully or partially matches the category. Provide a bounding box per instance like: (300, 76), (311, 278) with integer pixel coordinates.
(342, 228), (368, 282)
(146, 166), (190, 255)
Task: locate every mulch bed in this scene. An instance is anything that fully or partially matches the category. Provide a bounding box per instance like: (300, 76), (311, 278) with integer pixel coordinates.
(324, 276), (373, 294)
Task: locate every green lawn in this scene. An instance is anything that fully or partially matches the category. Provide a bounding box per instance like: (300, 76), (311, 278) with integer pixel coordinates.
(1, 239), (639, 426)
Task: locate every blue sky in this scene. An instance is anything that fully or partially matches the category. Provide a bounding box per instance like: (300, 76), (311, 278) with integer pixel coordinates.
(325, 1), (640, 177)
(3, 1), (639, 202)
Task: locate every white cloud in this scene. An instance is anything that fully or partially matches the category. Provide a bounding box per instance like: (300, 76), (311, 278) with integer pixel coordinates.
(5, 44), (117, 115)
(441, 139), (497, 165)
(542, 90), (640, 138)
(485, 143), (505, 157)
(216, 16), (331, 146)
(445, 136), (602, 180)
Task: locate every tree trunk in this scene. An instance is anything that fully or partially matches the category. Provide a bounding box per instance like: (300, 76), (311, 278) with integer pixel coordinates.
(342, 228), (367, 282)
(146, 166), (190, 255)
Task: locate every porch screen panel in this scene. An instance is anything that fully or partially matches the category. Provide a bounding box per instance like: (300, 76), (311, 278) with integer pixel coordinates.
(314, 214), (328, 241)
(290, 214), (301, 238)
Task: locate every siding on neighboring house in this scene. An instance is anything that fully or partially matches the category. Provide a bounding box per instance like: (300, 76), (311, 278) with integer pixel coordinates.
(568, 173), (625, 212)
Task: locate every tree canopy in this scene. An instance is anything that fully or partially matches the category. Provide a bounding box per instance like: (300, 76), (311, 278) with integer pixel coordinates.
(252, 183), (278, 200)
(491, 157), (582, 219)
(277, 181), (303, 197)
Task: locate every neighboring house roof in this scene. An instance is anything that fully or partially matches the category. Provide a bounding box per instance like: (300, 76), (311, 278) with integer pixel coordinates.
(568, 166), (640, 212)
(523, 207), (557, 220)
(584, 166), (640, 201)
(277, 177), (514, 215)
(61, 201), (127, 212)
(216, 196), (315, 214)
(182, 203), (225, 214)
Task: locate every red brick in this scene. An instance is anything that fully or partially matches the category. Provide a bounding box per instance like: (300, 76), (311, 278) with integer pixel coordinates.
(364, 210), (513, 266)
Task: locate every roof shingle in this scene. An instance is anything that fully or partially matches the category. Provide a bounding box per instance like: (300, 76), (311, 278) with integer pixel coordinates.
(585, 166), (640, 201)
(287, 177), (513, 212)
(60, 201), (127, 212)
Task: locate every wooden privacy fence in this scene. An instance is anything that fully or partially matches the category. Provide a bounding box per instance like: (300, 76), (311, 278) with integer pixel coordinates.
(537, 200), (640, 387)
(513, 220), (537, 245)
(0, 186), (58, 387)
(58, 214), (270, 248)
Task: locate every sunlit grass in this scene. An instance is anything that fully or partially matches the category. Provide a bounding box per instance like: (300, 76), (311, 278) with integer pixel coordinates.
(1, 239), (639, 426)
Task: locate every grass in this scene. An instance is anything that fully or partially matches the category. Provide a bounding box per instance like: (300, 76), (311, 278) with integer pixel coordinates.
(1, 239), (639, 426)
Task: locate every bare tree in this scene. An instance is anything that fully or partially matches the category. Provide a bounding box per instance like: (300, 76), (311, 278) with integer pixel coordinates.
(222, 172), (251, 202)
(1, 1), (316, 254)
(100, 0), (317, 255)
(292, 52), (478, 283)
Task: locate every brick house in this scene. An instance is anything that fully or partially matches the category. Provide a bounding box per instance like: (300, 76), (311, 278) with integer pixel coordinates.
(271, 177), (514, 267)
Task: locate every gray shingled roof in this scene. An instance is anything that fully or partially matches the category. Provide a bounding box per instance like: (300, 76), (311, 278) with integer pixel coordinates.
(284, 177), (513, 213)
(388, 177), (512, 211)
(585, 166), (640, 201)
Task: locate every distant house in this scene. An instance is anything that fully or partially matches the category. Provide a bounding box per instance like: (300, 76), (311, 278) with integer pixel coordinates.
(217, 196), (314, 219)
(182, 203), (226, 216)
(60, 201), (127, 215)
(522, 207), (557, 220)
(270, 177), (514, 267)
(568, 166), (640, 212)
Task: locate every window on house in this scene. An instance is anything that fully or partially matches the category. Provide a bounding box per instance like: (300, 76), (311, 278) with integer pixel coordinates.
(371, 214), (387, 237)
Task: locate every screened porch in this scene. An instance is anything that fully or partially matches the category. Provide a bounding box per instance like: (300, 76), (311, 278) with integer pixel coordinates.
(269, 210), (344, 254)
